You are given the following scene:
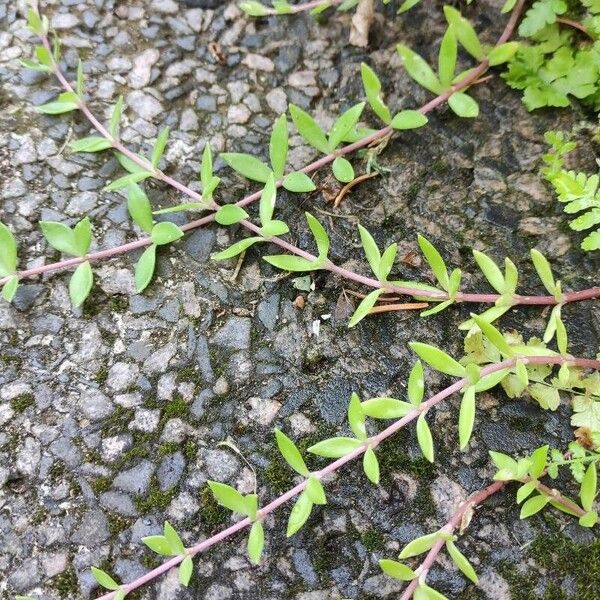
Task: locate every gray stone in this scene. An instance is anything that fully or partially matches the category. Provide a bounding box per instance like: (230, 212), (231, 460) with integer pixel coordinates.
(212, 317), (251, 350)
(80, 389), (114, 420)
(100, 491), (138, 517)
(127, 91), (164, 121)
(128, 48), (160, 89)
(201, 449), (240, 481)
(113, 460), (154, 496)
(71, 510), (110, 544)
(157, 452), (185, 491)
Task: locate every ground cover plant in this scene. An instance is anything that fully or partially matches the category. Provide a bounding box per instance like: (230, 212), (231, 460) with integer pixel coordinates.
(2, 0), (600, 598)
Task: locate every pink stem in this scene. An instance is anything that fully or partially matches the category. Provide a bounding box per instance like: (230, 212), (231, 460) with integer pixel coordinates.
(4, 0), (574, 312)
(96, 352), (600, 599)
(399, 480), (506, 600)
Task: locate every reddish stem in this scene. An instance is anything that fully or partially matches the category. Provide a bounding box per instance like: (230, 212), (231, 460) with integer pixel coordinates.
(399, 480), (506, 600)
(96, 353), (600, 599)
(556, 17), (595, 40)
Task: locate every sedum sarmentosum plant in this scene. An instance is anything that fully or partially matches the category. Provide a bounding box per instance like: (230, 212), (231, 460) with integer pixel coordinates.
(543, 130), (600, 251)
(503, 0), (600, 110)
(379, 444), (599, 599)
(70, 321), (600, 599)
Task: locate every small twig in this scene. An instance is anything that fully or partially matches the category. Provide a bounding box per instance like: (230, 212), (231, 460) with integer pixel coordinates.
(368, 302), (428, 314)
(333, 171), (380, 208)
(229, 250), (246, 282)
(556, 17), (596, 40)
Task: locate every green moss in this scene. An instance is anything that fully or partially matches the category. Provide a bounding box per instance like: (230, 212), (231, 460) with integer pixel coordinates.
(158, 442), (180, 456)
(500, 530), (600, 599)
(100, 406), (134, 437)
(49, 460), (66, 483)
(377, 432), (436, 484)
(10, 393), (34, 413)
(134, 476), (177, 514)
(30, 506), (48, 525)
(184, 440), (198, 461)
(108, 513), (132, 536)
(264, 455), (296, 495)
(177, 366), (198, 382)
(406, 180), (422, 202)
(95, 366), (109, 385)
(362, 528), (385, 551)
(199, 484), (229, 531)
(162, 396), (189, 420)
(90, 476), (112, 495)
(51, 567), (78, 598)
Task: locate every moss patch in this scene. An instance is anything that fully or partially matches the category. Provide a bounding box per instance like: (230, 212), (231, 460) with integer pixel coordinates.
(199, 484), (229, 532)
(10, 394), (34, 413)
(51, 567), (78, 598)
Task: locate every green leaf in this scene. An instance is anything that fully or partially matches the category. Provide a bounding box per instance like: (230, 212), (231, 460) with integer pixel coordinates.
(287, 492), (313, 536)
(27, 9), (46, 35)
(474, 369), (510, 392)
(127, 184), (154, 233)
(264, 254), (318, 272)
(328, 103), (365, 150)
(69, 261), (93, 307)
(247, 521), (265, 564)
(306, 213), (329, 260)
(212, 237), (262, 260)
(2, 276), (19, 303)
(409, 342), (466, 377)
(361, 397), (414, 419)
(397, 45), (443, 94)
(208, 481), (248, 515)
(306, 476), (327, 505)
(472, 250), (505, 293)
(275, 429), (309, 476)
(530, 249), (557, 296)
(69, 136), (112, 153)
(37, 91), (79, 114)
(580, 463), (597, 512)
(142, 535), (173, 556)
(379, 244), (397, 282)
(135, 245), (157, 292)
(472, 315), (513, 357)
(363, 447), (380, 484)
(438, 27), (457, 87)
(519, 0), (567, 37)
(289, 104), (330, 154)
(348, 392), (367, 440)
(417, 234), (449, 291)
(488, 42), (519, 66)
(110, 96), (123, 137)
(399, 532), (438, 558)
(200, 143), (214, 194)
(164, 521), (185, 555)
(179, 555), (193, 586)
(332, 156), (354, 183)
(520, 493), (550, 518)
(39, 221), (80, 256)
(282, 171), (316, 192)
(361, 63), (392, 124)
(73, 218), (92, 256)
(348, 289), (383, 327)
(308, 437), (364, 458)
(105, 172), (152, 192)
(215, 204), (249, 226)
(0, 222), (18, 276)
(458, 386), (476, 450)
(260, 220), (289, 238)
(517, 481), (537, 503)
(579, 510), (598, 528)
(390, 110), (428, 130)
(529, 445), (549, 480)
(151, 222), (183, 246)
(379, 559), (416, 581)
(91, 566), (120, 590)
(416, 413), (434, 462)
(443, 6), (484, 60)
(240, 1), (270, 16)
(244, 494), (258, 521)
(114, 591), (125, 600)
(269, 114), (288, 179)
(220, 153), (272, 183)
(151, 127), (170, 168)
(448, 92), (479, 118)
(397, 0), (421, 13)
(408, 360), (425, 406)
(446, 540), (478, 584)
(259, 174), (277, 227)
(489, 450), (518, 476)
(501, 0), (518, 12)
(556, 313), (567, 354)
(358, 225), (381, 280)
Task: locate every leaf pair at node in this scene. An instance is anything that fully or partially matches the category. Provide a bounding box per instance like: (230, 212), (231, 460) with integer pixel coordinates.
(289, 103), (366, 183)
(208, 480), (265, 563)
(221, 114), (315, 192)
(126, 183), (184, 292)
(90, 566), (128, 600)
(40, 217), (94, 307)
(274, 429), (327, 536)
